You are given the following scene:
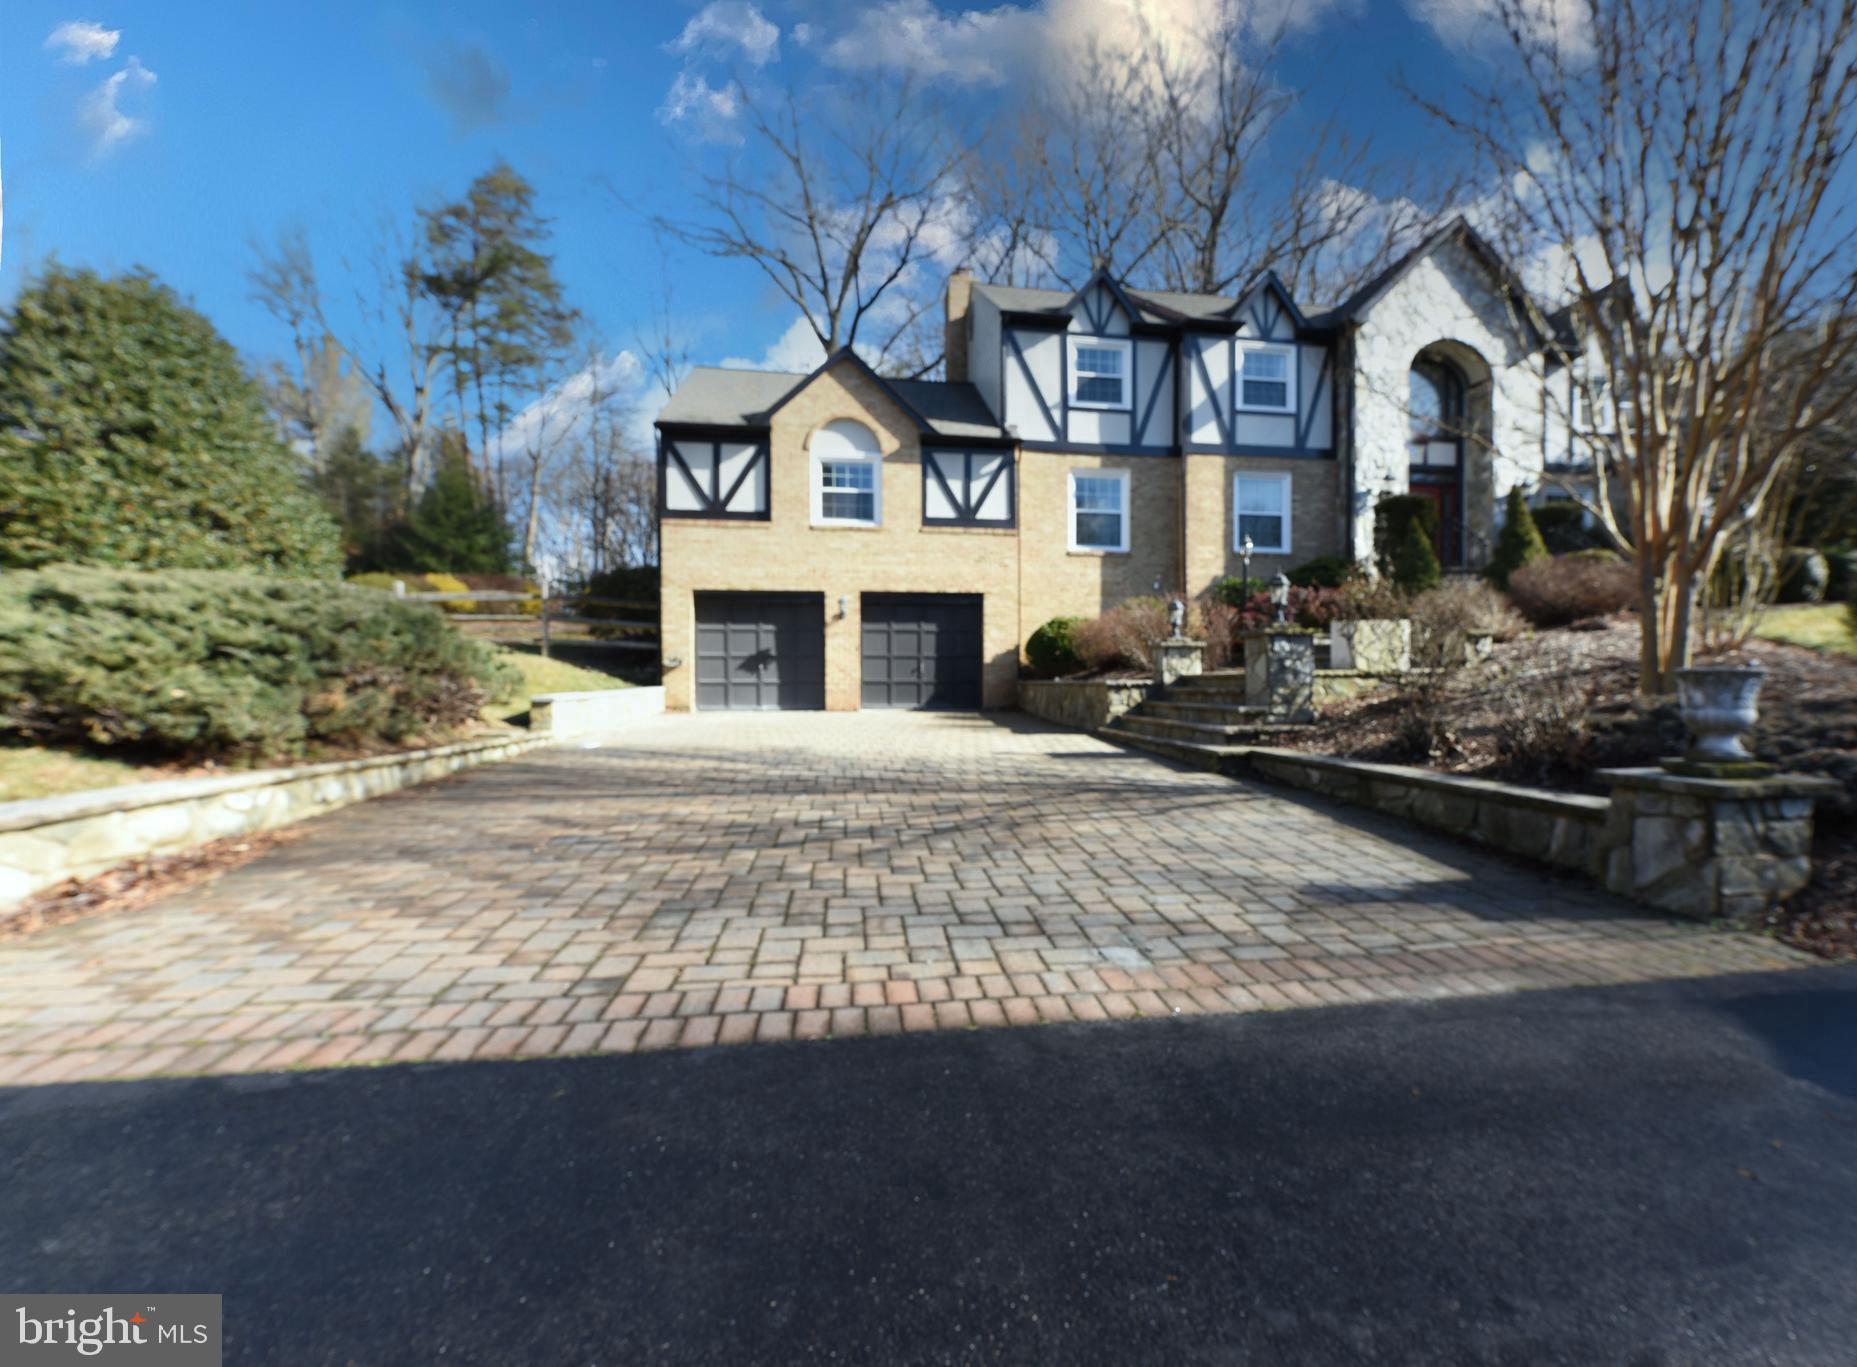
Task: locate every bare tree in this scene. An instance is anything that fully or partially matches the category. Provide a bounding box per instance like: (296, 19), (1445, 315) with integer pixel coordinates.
(649, 77), (966, 377)
(967, 2), (1455, 302)
(1416, 0), (1857, 692)
(260, 330), (373, 473)
(249, 220), (447, 496)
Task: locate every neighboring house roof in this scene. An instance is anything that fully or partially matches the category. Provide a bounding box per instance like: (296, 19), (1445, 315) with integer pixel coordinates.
(970, 279), (1242, 328)
(656, 353), (1008, 444)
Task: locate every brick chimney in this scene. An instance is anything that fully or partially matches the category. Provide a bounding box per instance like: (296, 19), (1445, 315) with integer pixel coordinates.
(944, 268), (973, 382)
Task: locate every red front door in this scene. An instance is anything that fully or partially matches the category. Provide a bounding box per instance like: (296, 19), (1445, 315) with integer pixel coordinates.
(1408, 479), (1462, 567)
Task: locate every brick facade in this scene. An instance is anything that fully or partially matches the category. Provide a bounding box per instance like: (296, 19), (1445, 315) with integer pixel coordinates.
(660, 361), (1021, 712)
(661, 356), (1352, 711)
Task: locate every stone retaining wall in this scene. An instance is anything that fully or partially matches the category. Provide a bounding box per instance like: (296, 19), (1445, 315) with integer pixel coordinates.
(1239, 748), (1610, 875)
(530, 686), (664, 738)
(1018, 679), (1152, 731)
(0, 732), (546, 909)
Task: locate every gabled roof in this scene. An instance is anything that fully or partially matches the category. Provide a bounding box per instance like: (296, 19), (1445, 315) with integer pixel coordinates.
(1306, 215), (1552, 349)
(656, 350), (1008, 443)
(656, 367), (798, 428)
(1234, 270), (1309, 332)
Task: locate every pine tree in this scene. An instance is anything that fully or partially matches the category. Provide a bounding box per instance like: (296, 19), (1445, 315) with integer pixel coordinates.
(0, 266), (342, 576)
(1393, 516), (1444, 593)
(394, 435), (512, 572)
(1486, 487), (1549, 589)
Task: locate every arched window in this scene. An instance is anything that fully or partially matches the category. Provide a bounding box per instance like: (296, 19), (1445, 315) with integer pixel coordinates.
(1408, 359), (1465, 469)
(809, 419), (883, 526)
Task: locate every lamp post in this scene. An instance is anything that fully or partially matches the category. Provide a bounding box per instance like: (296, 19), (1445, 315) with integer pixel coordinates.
(1270, 571), (1291, 627)
(1240, 534), (1254, 615)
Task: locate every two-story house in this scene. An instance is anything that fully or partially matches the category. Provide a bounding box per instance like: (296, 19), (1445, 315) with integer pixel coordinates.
(655, 216), (1586, 712)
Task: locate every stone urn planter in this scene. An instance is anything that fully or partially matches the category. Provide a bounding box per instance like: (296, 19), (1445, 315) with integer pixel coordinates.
(1329, 619), (1411, 672)
(1674, 666), (1764, 763)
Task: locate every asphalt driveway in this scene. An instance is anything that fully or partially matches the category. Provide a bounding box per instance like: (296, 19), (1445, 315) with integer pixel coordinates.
(0, 712), (1811, 1084)
(3, 965), (1854, 1364)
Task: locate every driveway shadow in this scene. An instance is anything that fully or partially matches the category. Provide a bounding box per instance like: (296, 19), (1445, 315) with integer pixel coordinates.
(2, 966), (1854, 1365)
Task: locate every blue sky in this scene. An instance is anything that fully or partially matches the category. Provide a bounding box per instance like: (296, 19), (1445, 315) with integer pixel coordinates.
(2, 0), (1522, 419)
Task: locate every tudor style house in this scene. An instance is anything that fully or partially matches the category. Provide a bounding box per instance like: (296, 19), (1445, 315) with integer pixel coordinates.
(656, 216), (1600, 712)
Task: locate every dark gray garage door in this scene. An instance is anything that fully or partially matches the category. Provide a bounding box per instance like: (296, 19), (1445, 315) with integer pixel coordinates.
(861, 594), (982, 710)
(694, 593), (825, 710)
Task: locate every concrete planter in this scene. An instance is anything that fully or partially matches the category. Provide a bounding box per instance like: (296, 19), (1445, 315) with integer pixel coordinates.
(1329, 619), (1411, 672)
(1674, 667), (1764, 764)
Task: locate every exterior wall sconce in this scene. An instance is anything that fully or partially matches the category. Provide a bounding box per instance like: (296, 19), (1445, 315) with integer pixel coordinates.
(1240, 534), (1254, 605)
(1270, 572), (1292, 626)
(837, 595), (850, 619)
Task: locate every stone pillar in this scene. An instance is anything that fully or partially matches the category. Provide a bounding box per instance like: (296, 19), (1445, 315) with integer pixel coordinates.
(1597, 768), (1841, 920)
(1150, 636), (1206, 694)
(1241, 630), (1316, 723)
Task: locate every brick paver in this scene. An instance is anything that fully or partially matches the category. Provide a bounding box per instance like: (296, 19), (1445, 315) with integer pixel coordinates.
(0, 713), (1811, 1084)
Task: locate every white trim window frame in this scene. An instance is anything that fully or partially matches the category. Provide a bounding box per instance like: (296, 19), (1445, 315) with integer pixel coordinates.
(1068, 468), (1130, 553)
(1232, 472), (1292, 555)
(810, 449), (883, 527)
(1067, 336), (1133, 411)
(1236, 342), (1297, 415)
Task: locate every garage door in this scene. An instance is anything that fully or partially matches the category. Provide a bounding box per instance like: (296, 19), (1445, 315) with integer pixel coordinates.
(694, 593), (825, 710)
(861, 595), (982, 710)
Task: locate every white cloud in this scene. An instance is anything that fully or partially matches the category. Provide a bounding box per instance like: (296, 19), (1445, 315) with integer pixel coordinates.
(44, 19), (119, 65)
(79, 57), (157, 155)
(719, 315), (828, 373)
(814, 0), (1349, 87)
(667, 1), (782, 66)
(1404, 0), (1591, 60)
(491, 351), (649, 463)
(656, 70), (744, 141)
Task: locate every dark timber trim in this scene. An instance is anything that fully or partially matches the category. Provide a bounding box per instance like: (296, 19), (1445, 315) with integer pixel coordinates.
(922, 448), (1016, 528)
(658, 434), (772, 521)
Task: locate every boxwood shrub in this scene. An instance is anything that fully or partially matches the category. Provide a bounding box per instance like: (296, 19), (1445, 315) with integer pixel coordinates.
(0, 566), (519, 761)
(1024, 616), (1084, 676)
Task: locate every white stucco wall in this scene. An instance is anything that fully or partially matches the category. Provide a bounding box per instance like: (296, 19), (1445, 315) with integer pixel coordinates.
(1349, 236), (1548, 562)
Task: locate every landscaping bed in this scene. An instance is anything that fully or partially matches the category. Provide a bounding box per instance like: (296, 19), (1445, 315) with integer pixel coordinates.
(1277, 621), (1857, 958)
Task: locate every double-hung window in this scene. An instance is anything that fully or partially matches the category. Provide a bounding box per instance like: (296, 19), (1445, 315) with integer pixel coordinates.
(1069, 337), (1131, 409)
(820, 460), (876, 521)
(1233, 473), (1292, 555)
(1069, 469), (1130, 552)
(809, 419), (883, 527)
(1237, 343), (1296, 413)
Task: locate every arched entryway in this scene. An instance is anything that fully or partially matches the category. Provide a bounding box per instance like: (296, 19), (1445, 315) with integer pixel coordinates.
(1407, 342), (1493, 569)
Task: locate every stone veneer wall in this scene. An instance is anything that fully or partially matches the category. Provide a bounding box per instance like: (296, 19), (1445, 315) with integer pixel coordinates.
(0, 732), (545, 909)
(1018, 680), (1152, 732)
(1240, 748), (1609, 874)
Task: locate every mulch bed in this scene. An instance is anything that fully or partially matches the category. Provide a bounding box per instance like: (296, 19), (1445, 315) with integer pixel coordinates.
(1281, 620), (1857, 960)
(0, 828), (306, 942)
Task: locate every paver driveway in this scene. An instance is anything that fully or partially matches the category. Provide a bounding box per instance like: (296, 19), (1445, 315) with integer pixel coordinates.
(0, 712), (1809, 1084)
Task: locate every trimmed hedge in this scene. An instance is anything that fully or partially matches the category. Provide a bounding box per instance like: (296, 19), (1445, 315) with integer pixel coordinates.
(1025, 616), (1084, 676)
(1508, 554), (1637, 627)
(1531, 502), (1605, 554)
(0, 566), (518, 761)
(1486, 489), (1548, 590)
(1373, 495), (1438, 577)
(1288, 554), (1356, 589)
(1392, 518), (1443, 593)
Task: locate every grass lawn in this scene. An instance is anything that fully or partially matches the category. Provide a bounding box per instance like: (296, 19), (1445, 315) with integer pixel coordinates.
(1753, 603), (1857, 656)
(0, 744), (154, 805)
(485, 648), (631, 723)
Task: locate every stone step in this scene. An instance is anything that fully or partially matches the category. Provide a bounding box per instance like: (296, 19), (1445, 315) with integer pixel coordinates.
(1096, 726), (1245, 772)
(1111, 714), (1274, 745)
(1142, 699), (1270, 723)
(1155, 684), (1254, 705)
